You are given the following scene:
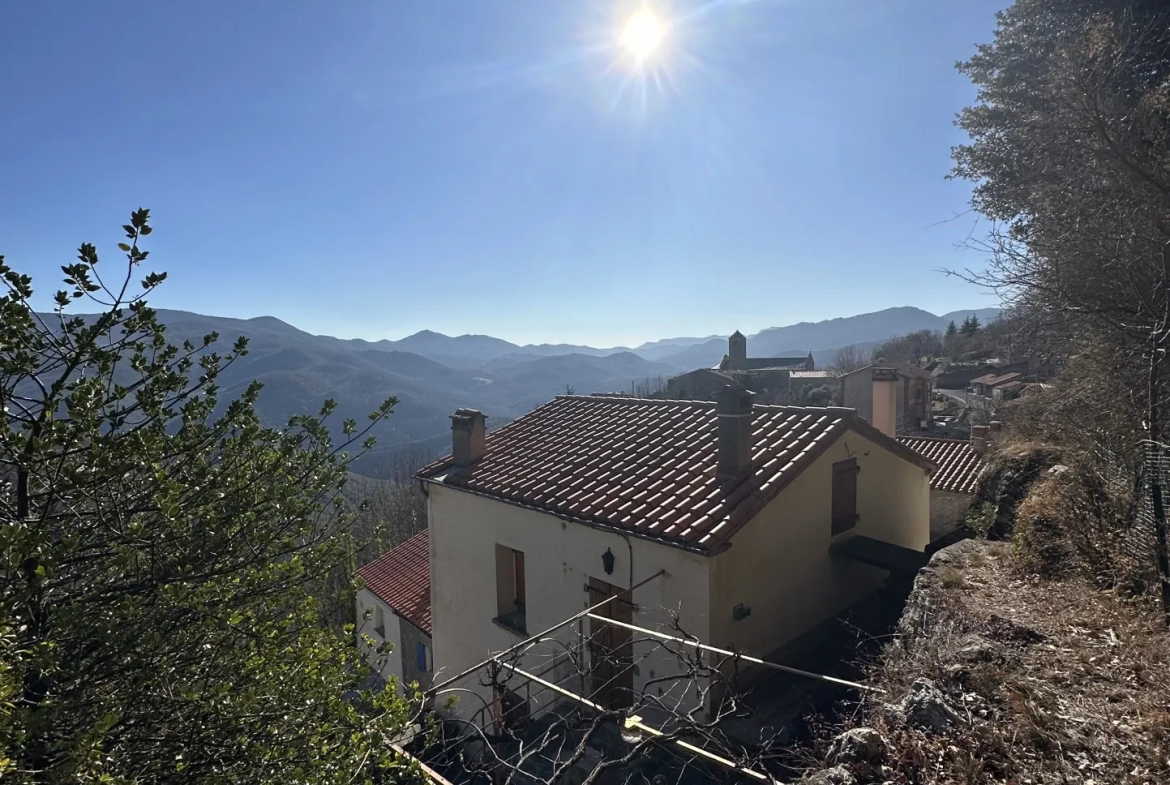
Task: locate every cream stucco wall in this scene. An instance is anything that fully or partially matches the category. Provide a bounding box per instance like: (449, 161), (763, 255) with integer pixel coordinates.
(356, 587), (403, 688)
(708, 427), (930, 681)
(428, 485), (712, 728)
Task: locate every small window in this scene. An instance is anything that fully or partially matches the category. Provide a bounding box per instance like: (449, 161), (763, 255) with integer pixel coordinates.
(514, 549), (526, 610)
(831, 458), (860, 536)
(416, 642), (429, 673)
(494, 545), (527, 634)
(373, 604), (385, 637)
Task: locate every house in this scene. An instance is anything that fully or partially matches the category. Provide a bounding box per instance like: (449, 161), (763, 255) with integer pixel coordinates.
(839, 364), (934, 433)
(897, 429), (989, 539)
(992, 379), (1024, 400)
(970, 371), (1022, 397)
(665, 331), (812, 402)
(665, 367), (745, 401)
(355, 531), (434, 692)
(417, 381), (934, 728)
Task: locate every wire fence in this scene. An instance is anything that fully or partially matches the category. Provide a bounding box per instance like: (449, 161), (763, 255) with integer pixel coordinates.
(1129, 440), (1170, 587)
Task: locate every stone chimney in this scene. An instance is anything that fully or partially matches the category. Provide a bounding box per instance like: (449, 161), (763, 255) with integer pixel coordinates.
(728, 330), (747, 371)
(988, 420), (1004, 441)
(971, 424), (990, 455)
(871, 367), (899, 438)
(716, 384), (754, 480)
(450, 408), (487, 467)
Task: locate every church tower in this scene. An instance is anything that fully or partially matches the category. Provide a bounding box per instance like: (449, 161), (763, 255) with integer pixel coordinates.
(728, 330), (747, 371)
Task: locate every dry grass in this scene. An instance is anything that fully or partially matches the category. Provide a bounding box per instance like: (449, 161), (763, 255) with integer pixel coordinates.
(820, 540), (1170, 784)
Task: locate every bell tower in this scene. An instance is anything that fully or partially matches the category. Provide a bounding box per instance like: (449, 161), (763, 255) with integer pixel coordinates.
(728, 330), (747, 371)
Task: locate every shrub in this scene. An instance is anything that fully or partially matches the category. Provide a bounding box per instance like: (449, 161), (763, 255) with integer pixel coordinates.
(965, 501), (996, 538)
(1010, 462), (1136, 585)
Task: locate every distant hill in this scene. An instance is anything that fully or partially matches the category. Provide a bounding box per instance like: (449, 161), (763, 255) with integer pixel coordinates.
(650, 307), (1000, 370)
(747, 307), (989, 357)
(42, 305), (997, 476)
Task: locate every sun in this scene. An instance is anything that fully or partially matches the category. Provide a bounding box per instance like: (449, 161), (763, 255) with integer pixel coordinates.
(621, 10), (665, 62)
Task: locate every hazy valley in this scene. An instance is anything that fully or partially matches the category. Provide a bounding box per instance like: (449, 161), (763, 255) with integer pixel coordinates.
(118, 305), (999, 474)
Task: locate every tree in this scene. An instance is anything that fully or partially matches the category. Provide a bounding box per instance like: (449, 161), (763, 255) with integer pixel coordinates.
(628, 374), (668, 398)
(951, 0), (1170, 617)
(960, 314), (980, 336)
(874, 330), (943, 367)
(0, 210), (416, 783)
(829, 344), (872, 373)
(945, 320), (958, 339)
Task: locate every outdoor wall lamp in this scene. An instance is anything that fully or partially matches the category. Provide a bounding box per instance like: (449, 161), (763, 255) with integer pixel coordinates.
(601, 547), (615, 575)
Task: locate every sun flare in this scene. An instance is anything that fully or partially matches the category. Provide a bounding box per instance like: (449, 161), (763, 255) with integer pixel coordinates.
(621, 10), (665, 62)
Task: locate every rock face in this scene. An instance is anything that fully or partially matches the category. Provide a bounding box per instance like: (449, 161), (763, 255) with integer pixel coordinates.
(894, 679), (963, 733)
(825, 727), (887, 766)
(896, 539), (989, 646)
(800, 765), (857, 785)
(971, 446), (1062, 539)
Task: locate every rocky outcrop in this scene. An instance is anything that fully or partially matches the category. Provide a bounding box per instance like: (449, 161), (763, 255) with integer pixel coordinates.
(969, 445), (1063, 539)
(890, 679), (963, 733)
(825, 727), (886, 766)
(895, 539), (988, 647)
(799, 765), (857, 785)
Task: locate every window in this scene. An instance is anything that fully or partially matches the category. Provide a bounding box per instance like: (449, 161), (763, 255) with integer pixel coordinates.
(373, 604), (385, 637)
(831, 458), (859, 536)
(416, 642), (429, 673)
(514, 549), (526, 610)
(494, 545), (527, 634)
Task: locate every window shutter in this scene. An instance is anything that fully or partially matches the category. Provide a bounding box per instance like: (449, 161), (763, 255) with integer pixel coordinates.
(416, 642), (428, 672)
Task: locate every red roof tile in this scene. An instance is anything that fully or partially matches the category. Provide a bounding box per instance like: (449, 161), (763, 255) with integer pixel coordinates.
(419, 396), (935, 553)
(356, 531), (431, 634)
(897, 436), (985, 495)
(843, 362), (934, 380)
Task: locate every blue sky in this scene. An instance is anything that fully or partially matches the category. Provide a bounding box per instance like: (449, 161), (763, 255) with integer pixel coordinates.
(0, 1), (1005, 347)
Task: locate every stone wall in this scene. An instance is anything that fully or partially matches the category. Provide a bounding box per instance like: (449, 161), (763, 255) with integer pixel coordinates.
(930, 490), (972, 541)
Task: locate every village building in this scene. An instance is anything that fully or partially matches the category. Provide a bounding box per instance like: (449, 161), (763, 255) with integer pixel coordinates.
(665, 331), (813, 402)
(839, 363), (934, 433)
(355, 530), (434, 693)
(410, 377), (935, 728)
(896, 430), (988, 539)
(970, 371), (1023, 397)
(718, 330), (814, 373)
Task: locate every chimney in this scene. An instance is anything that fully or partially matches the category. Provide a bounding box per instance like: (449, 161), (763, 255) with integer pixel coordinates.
(450, 408), (487, 467)
(988, 420), (1004, 441)
(716, 384), (754, 480)
(971, 424), (990, 455)
(871, 367), (899, 438)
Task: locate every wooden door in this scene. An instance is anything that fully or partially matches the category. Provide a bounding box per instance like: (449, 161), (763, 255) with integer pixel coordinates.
(587, 577), (634, 710)
(831, 458), (859, 536)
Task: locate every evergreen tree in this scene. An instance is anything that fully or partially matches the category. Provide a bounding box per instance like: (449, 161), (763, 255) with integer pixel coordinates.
(945, 320), (958, 338)
(0, 210), (416, 783)
(960, 314), (980, 336)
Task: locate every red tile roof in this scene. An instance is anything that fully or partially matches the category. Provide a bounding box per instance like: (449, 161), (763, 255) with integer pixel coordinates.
(356, 531), (431, 634)
(845, 363), (933, 380)
(897, 436), (985, 495)
(972, 371), (1023, 387)
(419, 396), (935, 554)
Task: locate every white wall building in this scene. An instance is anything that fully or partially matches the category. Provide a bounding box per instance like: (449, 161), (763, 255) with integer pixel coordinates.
(415, 380), (936, 731)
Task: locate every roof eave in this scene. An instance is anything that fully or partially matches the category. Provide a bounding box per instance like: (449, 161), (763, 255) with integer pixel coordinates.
(418, 476), (717, 556)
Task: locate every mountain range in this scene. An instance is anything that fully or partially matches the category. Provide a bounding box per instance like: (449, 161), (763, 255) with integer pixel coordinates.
(55, 306), (998, 475)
